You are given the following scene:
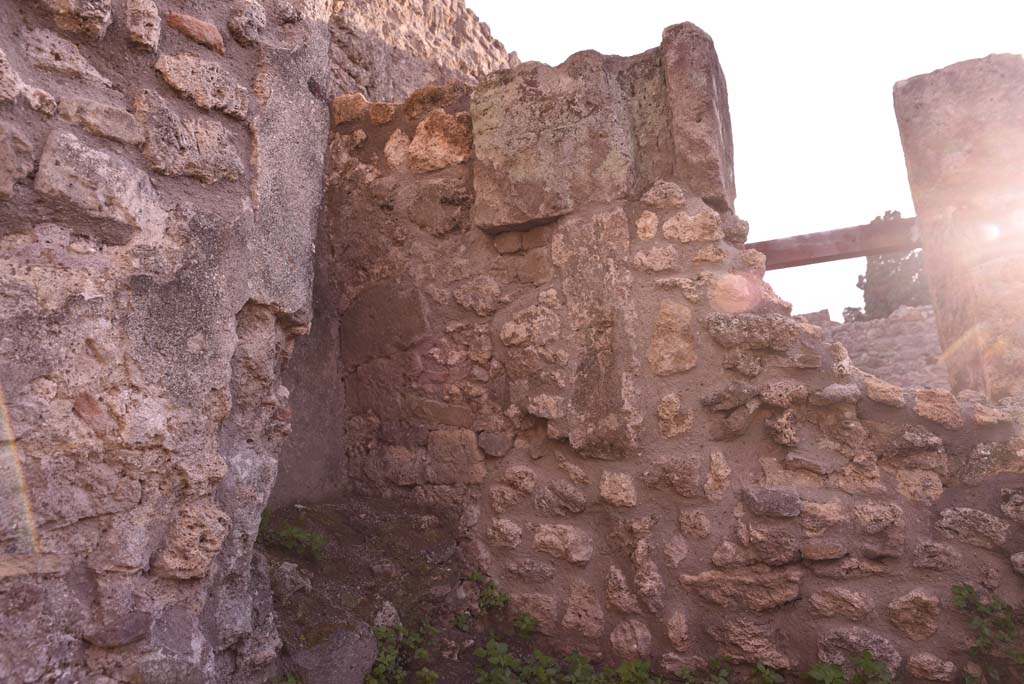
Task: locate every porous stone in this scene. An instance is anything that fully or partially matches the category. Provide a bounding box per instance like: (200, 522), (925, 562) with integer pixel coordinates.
(534, 479), (587, 516)
(332, 93), (369, 127)
(661, 203), (724, 243)
(936, 507), (1009, 549)
(156, 53), (249, 120)
(34, 131), (166, 244)
(801, 501), (844, 536)
(863, 375), (906, 407)
(562, 580), (603, 638)
(126, 0), (161, 50)
(407, 110), (473, 172)
(912, 541), (962, 570)
(486, 518), (522, 548)
(1000, 488), (1024, 523)
(151, 499), (231, 579)
(533, 524), (593, 565)
(643, 455), (703, 497)
(896, 469), (943, 502)
(853, 502), (904, 534)
(507, 559), (556, 584)
(704, 452), (731, 501)
(1011, 552), (1024, 576)
(759, 380), (809, 408)
(660, 23), (735, 208)
(509, 593), (559, 635)
(636, 210), (659, 239)
(818, 628), (901, 677)
(657, 393), (693, 438)
(24, 29), (112, 87)
(229, 0), (267, 46)
(0, 123), (34, 199)
(642, 180), (686, 207)
(647, 300), (698, 375)
(471, 54), (634, 232)
(610, 619), (652, 660)
(680, 566), (802, 611)
(632, 245), (678, 272)
(167, 12), (226, 54)
(707, 618), (791, 669)
(59, 97), (145, 145)
(39, 0), (113, 39)
(743, 487), (802, 518)
(705, 313), (802, 351)
(607, 566), (642, 614)
(908, 654), (956, 682)
(666, 611), (689, 650)
(678, 510), (712, 538)
(135, 91), (243, 182)
(810, 588), (873, 620)
(913, 388), (964, 429)
(425, 428), (486, 484)
(600, 471), (638, 507)
(887, 589), (940, 640)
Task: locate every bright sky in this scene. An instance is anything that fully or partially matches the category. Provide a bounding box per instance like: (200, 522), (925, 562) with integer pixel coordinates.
(467, 0), (1024, 318)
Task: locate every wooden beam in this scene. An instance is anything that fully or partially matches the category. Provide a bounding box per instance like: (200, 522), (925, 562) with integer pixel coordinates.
(748, 217), (920, 270)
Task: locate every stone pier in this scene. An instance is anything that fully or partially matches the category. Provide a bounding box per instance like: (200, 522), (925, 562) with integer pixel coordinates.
(894, 55), (1024, 399)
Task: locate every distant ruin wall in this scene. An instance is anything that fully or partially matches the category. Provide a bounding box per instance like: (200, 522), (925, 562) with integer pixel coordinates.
(312, 27), (1024, 676)
(329, 0), (518, 102)
(825, 306), (950, 390)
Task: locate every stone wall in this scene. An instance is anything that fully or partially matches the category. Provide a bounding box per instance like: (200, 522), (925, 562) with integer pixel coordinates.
(823, 306), (950, 390)
(0, 2), (333, 682)
(310, 26), (1024, 677)
(330, 0), (518, 101)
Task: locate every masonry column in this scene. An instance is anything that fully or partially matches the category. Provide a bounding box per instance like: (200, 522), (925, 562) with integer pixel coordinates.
(894, 54), (1024, 399)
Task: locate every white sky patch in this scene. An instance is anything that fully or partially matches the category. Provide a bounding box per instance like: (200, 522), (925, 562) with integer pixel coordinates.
(467, 0), (1024, 319)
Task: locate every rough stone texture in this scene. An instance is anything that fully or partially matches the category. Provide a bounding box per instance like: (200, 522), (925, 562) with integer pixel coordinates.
(0, 1), (332, 682)
(289, 30), (1024, 672)
(156, 53), (250, 119)
(895, 53), (1024, 399)
(887, 589), (940, 641)
(825, 305), (951, 390)
(5, 6), (1024, 681)
(329, 0), (517, 102)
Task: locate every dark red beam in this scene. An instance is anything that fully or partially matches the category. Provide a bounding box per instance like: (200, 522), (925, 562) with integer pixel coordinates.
(748, 217), (920, 270)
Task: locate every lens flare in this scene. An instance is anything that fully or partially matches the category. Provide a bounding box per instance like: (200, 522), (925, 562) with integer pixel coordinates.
(0, 382), (41, 555)
(980, 223), (1002, 241)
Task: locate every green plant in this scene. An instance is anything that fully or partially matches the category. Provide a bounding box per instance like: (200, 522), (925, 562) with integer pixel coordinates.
(455, 610), (474, 632)
(366, 627), (407, 684)
(562, 653), (601, 684)
(848, 652), (891, 684)
(475, 576), (511, 613)
(513, 613), (540, 638)
(260, 518), (327, 560)
(752, 664), (784, 684)
(604, 659), (664, 684)
(414, 668), (440, 684)
(518, 651), (562, 684)
(267, 674), (303, 684)
(475, 639), (523, 684)
(805, 663), (844, 684)
(952, 583), (1024, 684)
(366, 624), (439, 684)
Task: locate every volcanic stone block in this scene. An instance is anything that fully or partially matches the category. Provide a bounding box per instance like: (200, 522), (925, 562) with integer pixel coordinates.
(894, 54), (1024, 398)
(470, 52), (635, 232)
(34, 131), (166, 244)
